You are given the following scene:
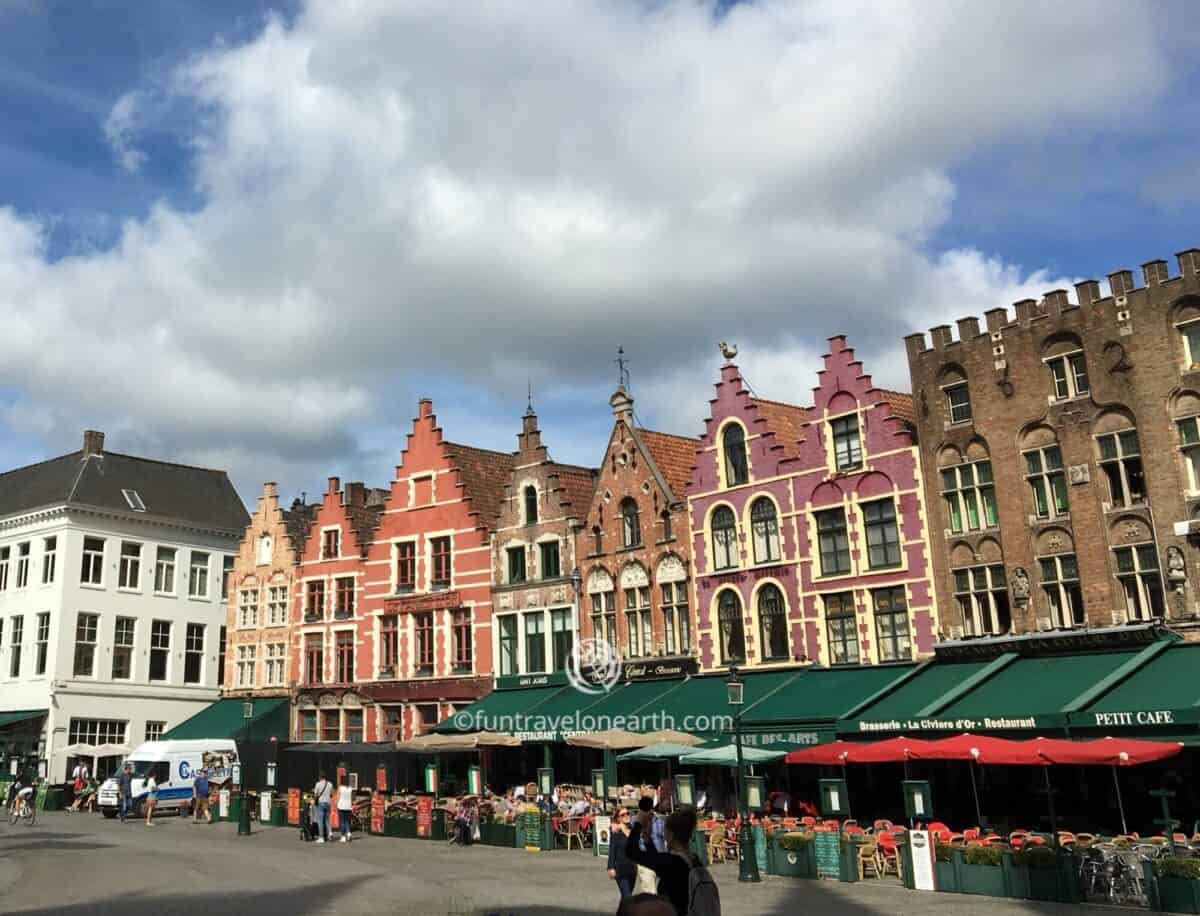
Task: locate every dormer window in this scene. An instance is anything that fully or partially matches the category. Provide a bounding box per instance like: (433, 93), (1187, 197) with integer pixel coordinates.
(722, 424), (748, 487)
(524, 486), (538, 526)
(1047, 351), (1089, 400)
(122, 489), (146, 512)
(830, 415), (863, 472)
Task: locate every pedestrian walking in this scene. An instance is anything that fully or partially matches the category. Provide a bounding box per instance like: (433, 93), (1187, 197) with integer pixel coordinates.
(144, 773), (158, 827)
(626, 807), (720, 916)
(117, 764), (133, 823)
(336, 776), (354, 843)
(192, 768), (212, 824)
(313, 772), (333, 843)
(606, 808), (637, 901)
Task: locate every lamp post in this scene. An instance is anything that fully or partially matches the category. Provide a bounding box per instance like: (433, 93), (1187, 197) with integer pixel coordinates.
(726, 666), (760, 883)
(237, 701), (253, 836)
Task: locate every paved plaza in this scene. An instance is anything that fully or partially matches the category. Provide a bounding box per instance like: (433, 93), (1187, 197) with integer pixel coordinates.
(0, 811), (1130, 916)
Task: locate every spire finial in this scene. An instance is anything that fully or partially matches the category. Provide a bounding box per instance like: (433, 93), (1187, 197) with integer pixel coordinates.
(615, 346), (630, 390)
(525, 379), (534, 416)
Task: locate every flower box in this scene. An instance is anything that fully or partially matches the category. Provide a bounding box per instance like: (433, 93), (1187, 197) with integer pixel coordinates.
(1157, 877), (1200, 914)
(386, 816), (417, 838)
(479, 821), (517, 848)
(935, 860), (958, 892)
(768, 834), (817, 878)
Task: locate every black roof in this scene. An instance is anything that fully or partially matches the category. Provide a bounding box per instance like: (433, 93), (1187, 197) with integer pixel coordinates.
(0, 445), (249, 534)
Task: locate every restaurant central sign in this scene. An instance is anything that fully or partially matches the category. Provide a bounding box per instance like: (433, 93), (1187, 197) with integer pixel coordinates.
(855, 715), (1040, 733)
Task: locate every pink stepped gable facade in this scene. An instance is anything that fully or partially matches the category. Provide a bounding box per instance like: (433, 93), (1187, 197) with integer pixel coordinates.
(687, 337), (939, 671)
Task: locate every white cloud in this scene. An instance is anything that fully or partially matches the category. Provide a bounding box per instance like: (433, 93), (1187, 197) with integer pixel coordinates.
(0, 0), (1187, 493)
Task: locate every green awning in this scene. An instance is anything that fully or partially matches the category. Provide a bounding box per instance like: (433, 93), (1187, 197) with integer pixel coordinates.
(744, 665), (913, 729)
(570, 678), (692, 724)
(164, 698), (290, 741)
(840, 660), (990, 734)
(436, 685), (568, 734)
(0, 710), (47, 729)
(1071, 644), (1200, 731)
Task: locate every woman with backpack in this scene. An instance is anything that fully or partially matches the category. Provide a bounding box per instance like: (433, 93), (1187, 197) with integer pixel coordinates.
(626, 806), (720, 916)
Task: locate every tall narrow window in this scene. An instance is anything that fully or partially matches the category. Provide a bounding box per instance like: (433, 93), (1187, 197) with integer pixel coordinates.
(1181, 319), (1200, 371)
(34, 613), (49, 675)
(188, 552), (210, 598)
(184, 623), (205, 684)
(112, 617), (135, 680)
(321, 709), (340, 742)
(524, 486), (538, 525)
(222, 556), (235, 599)
(149, 621), (171, 681)
(624, 586), (651, 658)
(15, 542), (29, 588)
(1115, 544), (1165, 621)
(592, 526), (603, 554)
(322, 528), (340, 560)
(431, 537), (451, 587)
(267, 585), (288, 626)
(722, 425), (748, 487)
(954, 565), (1011, 637)
(118, 542), (141, 590)
(395, 542), (416, 591)
(550, 607), (573, 671)
(413, 612), (434, 674)
(863, 499), (901, 569)
(590, 591), (616, 648)
(1178, 416), (1200, 494)
(825, 593), (859, 665)
(539, 540), (561, 579)
(873, 587), (911, 662)
(718, 591), (745, 664)
(1040, 554), (1084, 628)
(661, 582), (689, 655)
(661, 511), (673, 541)
(154, 547), (176, 594)
(498, 615), (518, 676)
(453, 608), (472, 671)
(1047, 351), (1089, 400)
(41, 536), (56, 584)
(235, 645), (257, 688)
(831, 415), (863, 471)
(81, 537), (104, 586)
(305, 580), (325, 621)
(344, 709), (364, 744)
(711, 506), (738, 570)
(304, 635), (323, 685)
(380, 616), (399, 675)
(73, 613), (98, 676)
(217, 626), (226, 686)
(758, 584), (788, 660)
(264, 642), (286, 686)
(1024, 446), (1069, 518)
(299, 710), (318, 742)
(750, 499), (781, 564)
(335, 631), (354, 683)
(940, 461), (998, 533)
(817, 509), (851, 576)
(238, 588), (259, 628)
(620, 499), (641, 548)
(945, 383), (972, 425)
(524, 612), (546, 672)
(8, 616), (22, 677)
(507, 546), (527, 584)
(0, 547), (8, 591)
(335, 576), (356, 618)
(1098, 430), (1146, 508)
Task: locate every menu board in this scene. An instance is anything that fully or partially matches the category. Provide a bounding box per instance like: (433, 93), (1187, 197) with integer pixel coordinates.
(287, 788), (301, 825)
(593, 815), (611, 856)
(260, 791), (272, 823)
(753, 825), (767, 874)
(416, 795), (434, 838)
(814, 830), (841, 880)
(371, 794), (386, 834)
(522, 808), (542, 850)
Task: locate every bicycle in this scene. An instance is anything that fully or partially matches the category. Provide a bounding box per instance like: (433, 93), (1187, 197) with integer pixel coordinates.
(9, 796), (36, 827)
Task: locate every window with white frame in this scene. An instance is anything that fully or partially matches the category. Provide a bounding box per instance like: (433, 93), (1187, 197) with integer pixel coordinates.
(264, 642), (287, 686)
(235, 644), (257, 688)
(80, 537), (104, 586)
(257, 535), (272, 565)
(122, 488), (146, 512)
(624, 586), (652, 658)
(1180, 319), (1200, 371)
(413, 612), (434, 675)
(940, 461), (998, 533)
(863, 499), (901, 569)
(305, 580), (325, 620)
(550, 607), (573, 671)
(118, 542), (141, 590)
(334, 576), (355, 618)
(750, 498), (781, 564)
(1180, 416), (1200, 494)
(112, 617), (135, 680)
(824, 592), (859, 665)
(335, 631), (354, 683)
(9, 615), (22, 677)
(830, 415), (863, 472)
(711, 506), (738, 570)
(0, 547), (8, 591)
(524, 612), (546, 672)
(722, 424), (749, 487)
(322, 528), (340, 560)
(497, 615), (518, 676)
(149, 620), (171, 681)
(1115, 544), (1165, 621)
(41, 536), (56, 584)
(267, 585), (288, 626)
(154, 547), (176, 594)
(873, 587), (911, 662)
(73, 612), (99, 677)
(379, 615), (398, 675)
(14, 542), (29, 589)
(188, 552), (210, 598)
(954, 565), (1011, 637)
(590, 590), (616, 648)
(238, 588), (259, 628)
(34, 612), (49, 676)
(1047, 350), (1090, 400)
(1040, 554), (1084, 628)
(661, 582), (689, 656)
(184, 623), (205, 684)
(945, 382), (972, 425)
(1097, 430), (1146, 508)
(1024, 445), (1069, 519)
(222, 556), (234, 600)
(145, 721), (166, 742)
(69, 718), (126, 746)
(758, 584), (789, 661)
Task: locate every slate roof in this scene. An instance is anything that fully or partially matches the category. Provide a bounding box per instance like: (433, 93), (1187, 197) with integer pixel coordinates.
(0, 447), (249, 533)
(444, 442), (515, 530)
(282, 502), (320, 554)
(637, 429), (697, 499)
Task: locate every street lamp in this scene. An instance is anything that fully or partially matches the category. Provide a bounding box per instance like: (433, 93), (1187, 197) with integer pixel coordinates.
(238, 701), (253, 837)
(726, 666), (760, 883)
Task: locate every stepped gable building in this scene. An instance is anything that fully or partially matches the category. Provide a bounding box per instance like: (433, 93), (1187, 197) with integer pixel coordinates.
(579, 386), (698, 670)
(688, 339), (935, 671)
(905, 247), (1200, 638)
(291, 478), (386, 743)
(224, 482), (316, 699)
(0, 430), (247, 782)
(491, 405), (597, 683)
(358, 399), (514, 741)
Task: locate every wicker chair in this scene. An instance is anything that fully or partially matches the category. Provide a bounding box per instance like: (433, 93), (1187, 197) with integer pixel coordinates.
(708, 823), (731, 864)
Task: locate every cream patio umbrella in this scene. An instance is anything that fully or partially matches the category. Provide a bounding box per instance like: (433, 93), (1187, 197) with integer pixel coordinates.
(637, 729), (704, 747)
(565, 729), (648, 751)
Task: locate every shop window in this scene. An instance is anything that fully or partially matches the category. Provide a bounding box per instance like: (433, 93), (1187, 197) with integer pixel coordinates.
(718, 591), (745, 664)
(1115, 544), (1165, 621)
(620, 499), (641, 548)
(945, 383), (972, 425)
(953, 565), (1011, 637)
(863, 498), (901, 569)
(73, 612), (98, 677)
(873, 587), (910, 662)
(395, 542), (416, 592)
(524, 612), (546, 672)
(1024, 446), (1068, 519)
(507, 546), (526, 584)
(824, 592), (859, 665)
(723, 424), (749, 487)
(551, 607), (573, 671)
(413, 612), (434, 675)
(524, 486), (538, 525)
(1047, 351), (1089, 400)
(1097, 430), (1146, 508)
(1040, 554), (1084, 628)
(453, 608), (472, 671)
(816, 508), (851, 576)
(711, 506), (738, 570)
(757, 584), (788, 661)
(624, 586), (652, 658)
(431, 537), (452, 588)
(831, 415), (863, 472)
(590, 590), (616, 648)
(940, 460), (998, 533)
(380, 616), (398, 675)
(661, 582), (689, 655)
(539, 540), (560, 579)
(498, 615), (518, 676)
(750, 498), (781, 564)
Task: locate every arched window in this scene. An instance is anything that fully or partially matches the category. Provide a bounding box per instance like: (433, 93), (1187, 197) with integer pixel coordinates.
(718, 591), (745, 663)
(711, 506), (738, 570)
(722, 424), (748, 487)
(757, 584), (788, 660)
(750, 498), (780, 564)
(524, 486), (538, 525)
(1094, 413), (1145, 509)
(620, 498), (641, 548)
(939, 365), (971, 426)
(1043, 335), (1089, 401)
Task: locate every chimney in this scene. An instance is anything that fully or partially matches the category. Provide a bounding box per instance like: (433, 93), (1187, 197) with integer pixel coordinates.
(1142, 259), (1169, 287)
(418, 398), (434, 420)
(609, 387), (635, 423)
(345, 482), (366, 507)
(929, 325), (954, 350)
(1074, 280), (1101, 305)
(1108, 270), (1134, 299)
(1014, 299), (1039, 326)
(955, 317), (981, 341)
(82, 430), (104, 457)
(327, 476), (340, 496)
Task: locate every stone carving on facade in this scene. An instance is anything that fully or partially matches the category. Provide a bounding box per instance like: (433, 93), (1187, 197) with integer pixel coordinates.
(587, 569), (613, 592)
(656, 554), (686, 583)
(525, 591), (540, 607)
(1122, 521), (1143, 542)
(1068, 464), (1090, 485)
(620, 563), (649, 589)
(1010, 567), (1030, 608)
(499, 594), (512, 610)
(550, 586), (566, 603)
(1166, 545), (1195, 619)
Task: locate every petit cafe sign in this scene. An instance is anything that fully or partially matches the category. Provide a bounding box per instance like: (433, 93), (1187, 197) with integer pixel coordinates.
(1090, 710), (1175, 727)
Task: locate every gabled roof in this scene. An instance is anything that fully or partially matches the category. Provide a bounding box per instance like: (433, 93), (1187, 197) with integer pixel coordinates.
(878, 389), (915, 425)
(552, 464), (599, 518)
(444, 442), (516, 529)
(0, 447), (248, 533)
(749, 397), (811, 458)
(637, 429), (697, 498)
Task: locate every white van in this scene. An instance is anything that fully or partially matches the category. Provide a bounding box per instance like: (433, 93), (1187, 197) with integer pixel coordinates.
(97, 739), (239, 819)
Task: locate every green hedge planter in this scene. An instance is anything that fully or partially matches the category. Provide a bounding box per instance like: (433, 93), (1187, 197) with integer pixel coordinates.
(386, 816), (417, 838)
(1157, 877), (1200, 914)
(959, 862), (1006, 897)
(767, 835), (817, 879)
(935, 860), (958, 892)
(478, 822), (517, 847)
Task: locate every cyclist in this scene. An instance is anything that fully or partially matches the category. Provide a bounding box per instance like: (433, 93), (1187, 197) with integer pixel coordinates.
(9, 778), (35, 819)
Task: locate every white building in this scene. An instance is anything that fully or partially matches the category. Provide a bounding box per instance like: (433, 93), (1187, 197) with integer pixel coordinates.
(0, 430), (248, 783)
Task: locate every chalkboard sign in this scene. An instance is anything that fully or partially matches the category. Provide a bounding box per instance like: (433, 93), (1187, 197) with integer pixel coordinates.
(287, 788), (301, 826)
(522, 808), (542, 851)
(753, 825), (767, 874)
(814, 830), (841, 880)
(416, 795), (434, 838)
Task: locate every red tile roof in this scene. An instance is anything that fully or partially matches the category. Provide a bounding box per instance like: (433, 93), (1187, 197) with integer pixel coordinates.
(444, 442), (516, 530)
(749, 397), (811, 457)
(637, 428), (697, 498)
(878, 389), (915, 425)
(551, 463), (599, 518)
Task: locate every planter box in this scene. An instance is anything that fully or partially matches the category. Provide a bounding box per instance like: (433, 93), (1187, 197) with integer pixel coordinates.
(935, 860), (958, 892)
(479, 822), (517, 847)
(1158, 877), (1200, 914)
(386, 817), (417, 838)
(769, 838), (817, 879)
(959, 862), (1006, 897)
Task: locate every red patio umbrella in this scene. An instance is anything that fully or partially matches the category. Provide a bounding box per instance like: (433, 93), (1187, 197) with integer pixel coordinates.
(917, 733), (1048, 765)
(843, 735), (941, 763)
(784, 740), (858, 765)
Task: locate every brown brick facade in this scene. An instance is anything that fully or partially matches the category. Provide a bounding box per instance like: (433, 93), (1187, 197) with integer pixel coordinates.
(906, 248), (1200, 638)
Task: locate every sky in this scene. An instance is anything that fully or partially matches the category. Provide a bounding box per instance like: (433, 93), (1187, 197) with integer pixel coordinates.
(1, 0), (1199, 506)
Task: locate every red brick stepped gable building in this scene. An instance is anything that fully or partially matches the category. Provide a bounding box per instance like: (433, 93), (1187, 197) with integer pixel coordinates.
(579, 386), (698, 668)
(292, 477), (386, 743)
(359, 399), (514, 741)
(687, 338), (937, 670)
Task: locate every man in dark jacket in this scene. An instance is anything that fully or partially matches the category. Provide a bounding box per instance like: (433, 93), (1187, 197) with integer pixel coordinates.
(606, 808), (637, 899)
(117, 764), (133, 823)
